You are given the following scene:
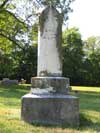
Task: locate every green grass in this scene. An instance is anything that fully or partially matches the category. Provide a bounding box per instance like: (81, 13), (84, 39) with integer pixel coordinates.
(72, 86), (100, 92)
(0, 85), (100, 133)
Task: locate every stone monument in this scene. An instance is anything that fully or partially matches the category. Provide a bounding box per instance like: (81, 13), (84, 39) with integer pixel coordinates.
(21, 5), (79, 126)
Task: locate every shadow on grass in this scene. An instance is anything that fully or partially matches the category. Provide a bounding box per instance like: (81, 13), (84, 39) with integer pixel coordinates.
(29, 113), (100, 132)
(0, 85), (29, 99)
(79, 113), (100, 132)
(31, 121), (78, 129)
(72, 91), (100, 112)
(0, 85), (30, 107)
(80, 113), (95, 126)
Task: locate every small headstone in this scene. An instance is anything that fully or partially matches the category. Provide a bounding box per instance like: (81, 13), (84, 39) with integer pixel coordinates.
(3, 78), (9, 81)
(2, 78), (18, 85)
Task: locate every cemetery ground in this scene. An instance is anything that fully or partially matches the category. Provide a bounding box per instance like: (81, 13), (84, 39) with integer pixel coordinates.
(0, 85), (100, 133)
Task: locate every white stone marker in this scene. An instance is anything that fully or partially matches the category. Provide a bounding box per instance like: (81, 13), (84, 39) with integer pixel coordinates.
(21, 6), (79, 126)
(37, 6), (62, 77)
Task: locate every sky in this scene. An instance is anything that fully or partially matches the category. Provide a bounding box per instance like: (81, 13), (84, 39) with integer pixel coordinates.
(68, 0), (100, 39)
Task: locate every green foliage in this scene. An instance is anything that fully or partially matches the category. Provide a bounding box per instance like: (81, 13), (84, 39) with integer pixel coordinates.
(82, 36), (100, 85)
(0, 0), (75, 82)
(16, 46), (37, 82)
(1, 0), (100, 86)
(62, 29), (100, 86)
(0, 0), (38, 81)
(33, 0), (75, 24)
(62, 27), (84, 85)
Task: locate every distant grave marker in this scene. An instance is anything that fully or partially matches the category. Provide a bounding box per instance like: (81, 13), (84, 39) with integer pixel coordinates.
(2, 78), (18, 85)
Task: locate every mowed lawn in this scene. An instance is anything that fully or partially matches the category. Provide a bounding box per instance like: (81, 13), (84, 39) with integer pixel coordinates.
(0, 85), (100, 133)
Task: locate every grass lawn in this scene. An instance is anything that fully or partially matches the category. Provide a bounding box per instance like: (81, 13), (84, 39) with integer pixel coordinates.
(0, 85), (100, 133)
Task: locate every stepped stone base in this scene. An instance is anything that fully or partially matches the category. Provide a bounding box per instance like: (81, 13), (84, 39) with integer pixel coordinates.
(21, 93), (79, 126)
(31, 77), (70, 94)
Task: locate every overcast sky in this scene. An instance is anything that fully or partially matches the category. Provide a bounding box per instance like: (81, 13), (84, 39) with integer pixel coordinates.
(68, 0), (100, 39)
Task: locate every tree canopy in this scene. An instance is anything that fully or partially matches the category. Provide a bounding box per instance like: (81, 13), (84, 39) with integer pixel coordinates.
(1, 0), (100, 86)
(0, 0), (75, 81)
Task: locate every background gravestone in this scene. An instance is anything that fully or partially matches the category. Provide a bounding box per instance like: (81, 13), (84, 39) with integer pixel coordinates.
(21, 6), (79, 126)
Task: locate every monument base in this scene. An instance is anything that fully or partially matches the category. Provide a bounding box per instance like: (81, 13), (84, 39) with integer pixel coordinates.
(21, 93), (79, 126)
(31, 77), (70, 94)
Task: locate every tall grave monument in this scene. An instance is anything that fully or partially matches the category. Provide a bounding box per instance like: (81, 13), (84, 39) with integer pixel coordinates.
(21, 6), (79, 126)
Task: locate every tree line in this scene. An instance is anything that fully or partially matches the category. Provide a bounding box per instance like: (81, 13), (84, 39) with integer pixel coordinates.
(0, 0), (100, 86)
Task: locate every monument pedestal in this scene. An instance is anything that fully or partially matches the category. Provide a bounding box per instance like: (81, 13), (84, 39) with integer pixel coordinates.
(21, 93), (79, 126)
(21, 76), (79, 126)
(21, 6), (79, 127)
(31, 77), (70, 94)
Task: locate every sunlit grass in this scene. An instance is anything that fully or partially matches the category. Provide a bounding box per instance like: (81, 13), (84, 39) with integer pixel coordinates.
(72, 86), (100, 92)
(0, 85), (100, 133)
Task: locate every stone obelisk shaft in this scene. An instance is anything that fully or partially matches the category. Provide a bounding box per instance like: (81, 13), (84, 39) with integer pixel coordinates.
(37, 6), (62, 77)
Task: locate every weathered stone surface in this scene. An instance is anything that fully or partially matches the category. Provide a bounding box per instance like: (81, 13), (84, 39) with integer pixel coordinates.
(21, 94), (79, 126)
(38, 6), (62, 77)
(31, 77), (70, 94)
(21, 6), (79, 127)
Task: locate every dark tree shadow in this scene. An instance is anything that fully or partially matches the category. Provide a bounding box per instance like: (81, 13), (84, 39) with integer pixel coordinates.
(30, 113), (100, 132)
(79, 113), (100, 132)
(0, 84), (30, 99)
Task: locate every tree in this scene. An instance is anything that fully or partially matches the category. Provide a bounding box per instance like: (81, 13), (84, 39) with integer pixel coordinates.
(0, 0), (75, 81)
(0, 0), (28, 49)
(33, 0), (75, 24)
(62, 27), (84, 85)
(0, 0), (28, 79)
(83, 36), (100, 86)
(0, 0), (75, 47)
